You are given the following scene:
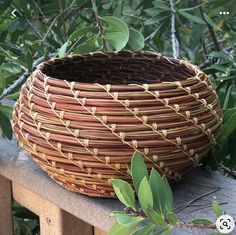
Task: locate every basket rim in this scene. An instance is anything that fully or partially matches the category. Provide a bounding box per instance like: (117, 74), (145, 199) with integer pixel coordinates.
(35, 51), (205, 87)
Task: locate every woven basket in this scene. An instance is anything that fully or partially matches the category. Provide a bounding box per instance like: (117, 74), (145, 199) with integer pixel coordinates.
(12, 51), (222, 197)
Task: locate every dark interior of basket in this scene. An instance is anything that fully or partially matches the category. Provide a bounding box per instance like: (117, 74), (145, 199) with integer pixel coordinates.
(42, 53), (196, 84)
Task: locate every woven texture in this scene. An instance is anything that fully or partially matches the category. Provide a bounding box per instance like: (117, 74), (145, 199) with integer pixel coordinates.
(12, 51), (223, 197)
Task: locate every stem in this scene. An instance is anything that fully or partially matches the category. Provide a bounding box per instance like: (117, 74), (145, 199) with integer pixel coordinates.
(169, 0), (179, 59)
(174, 188), (220, 213)
(124, 207), (236, 230)
(177, 220), (236, 229)
(220, 163), (236, 179)
(42, 6), (81, 42)
(91, 0), (107, 51)
(188, 202), (227, 213)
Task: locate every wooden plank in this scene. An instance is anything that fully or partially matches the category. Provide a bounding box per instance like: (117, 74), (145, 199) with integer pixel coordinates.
(12, 181), (93, 235)
(0, 175), (13, 235)
(61, 210), (93, 235)
(1, 138), (236, 234)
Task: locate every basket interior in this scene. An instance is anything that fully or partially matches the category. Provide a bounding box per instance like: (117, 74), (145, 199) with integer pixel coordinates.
(41, 52), (196, 84)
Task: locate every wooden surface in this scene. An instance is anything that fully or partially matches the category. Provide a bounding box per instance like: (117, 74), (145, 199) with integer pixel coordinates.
(0, 138), (236, 234)
(13, 181), (93, 235)
(0, 175), (13, 235)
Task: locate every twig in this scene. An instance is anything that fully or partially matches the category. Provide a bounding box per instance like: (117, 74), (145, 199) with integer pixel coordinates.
(91, 0), (107, 51)
(188, 202), (227, 213)
(185, 182), (219, 189)
(199, 57), (215, 69)
(42, 6), (81, 42)
(219, 163), (236, 179)
(25, 18), (44, 39)
(67, 36), (83, 54)
(169, 0), (179, 59)
(124, 206), (236, 230)
(0, 53), (56, 100)
(177, 220), (236, 229)
(32, 0), (45, 18)
(174, 188), (220, 213)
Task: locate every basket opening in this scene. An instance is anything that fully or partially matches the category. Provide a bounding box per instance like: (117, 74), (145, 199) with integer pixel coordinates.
(41, 53), (197, 84)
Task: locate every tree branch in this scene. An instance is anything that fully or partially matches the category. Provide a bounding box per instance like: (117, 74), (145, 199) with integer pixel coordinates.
(0, 53), (56, 100)
(199, 57), (215, 69)
(91, 0), (107, 51)
(169, 0), (179, 59)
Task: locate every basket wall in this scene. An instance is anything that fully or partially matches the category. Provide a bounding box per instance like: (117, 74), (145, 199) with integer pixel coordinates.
(12, 51), (223, 197)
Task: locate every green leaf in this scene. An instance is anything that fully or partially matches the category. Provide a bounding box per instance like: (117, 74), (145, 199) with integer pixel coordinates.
(5, 91), (20, 100)
(58, 41), (69, 58)
(210, 136), (228, 169)
(192, 218), (213, 225)
(212, 201), (223, 217)
(69, 26), (95, 41)
(138, 177), (153, 213)
(224, 108), (236, 122)
(110, 211), (127, 217)
(149, 169), (166, 214)
(209, 51), (232, 61)
(26, 50), (33, 72)
(74, 44), (96, 54)
(166, 212), (178, 225)
(101, 16), (129, 51)
(0, 110), (12, 139)
(152, 1), (170, 11)
(179, 10), (205, 24)
(111, 179), (135, 210)
(178, 3), (206, 12)
(108, 220), (140, 235)
(0, 104), (13, 119)
(113, 0), (123, 18)
(117, 214), (143, 227)
(1, 63), (22, 75)
(146, 208), (166, 226)
(132, 224), (155, 235)
(152, 225), (173, 235)
(190, 24), (203, 50)
(0, 68), (6, 92)
(131, 152), (149, 193)
(203, 13), (222, 32)
(162, 176), (173, 212)
(208, 64), (229, 73)
(223, 85), (232, 109)
(128, 28), (144, 51)
(220, 113), (236, 138)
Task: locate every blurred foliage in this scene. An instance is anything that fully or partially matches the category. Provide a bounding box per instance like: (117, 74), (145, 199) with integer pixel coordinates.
(0, 0), (236, 233)
(13, 201), (39, 235)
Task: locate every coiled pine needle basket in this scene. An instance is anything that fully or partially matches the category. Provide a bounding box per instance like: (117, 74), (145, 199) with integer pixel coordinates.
(12, 51), (223, 197)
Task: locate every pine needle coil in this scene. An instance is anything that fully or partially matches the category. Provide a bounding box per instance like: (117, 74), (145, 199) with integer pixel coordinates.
(12, 51), (222, 197)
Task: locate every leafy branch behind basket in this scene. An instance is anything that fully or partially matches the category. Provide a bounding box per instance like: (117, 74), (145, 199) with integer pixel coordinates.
(109, 152), (232, 235)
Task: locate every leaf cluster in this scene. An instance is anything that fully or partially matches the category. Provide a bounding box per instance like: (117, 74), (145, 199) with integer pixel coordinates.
(109, 152), (228, 235)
